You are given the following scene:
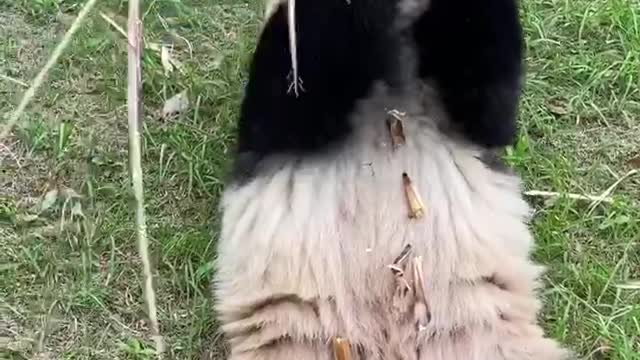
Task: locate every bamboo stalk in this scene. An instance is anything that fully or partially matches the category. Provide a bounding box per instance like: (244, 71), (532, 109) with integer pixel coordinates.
(127, 0), (164, 355)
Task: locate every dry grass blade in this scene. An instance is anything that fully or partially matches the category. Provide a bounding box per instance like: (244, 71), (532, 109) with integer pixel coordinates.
(526, 169), (638, 212)
(402, 173), (425, 219)
(332, 337), (352, 360)
(616, 280), (640, 290)
(524, 190), (613, 204)
(0, 74), (28, 88)
(0, 0), (100, 140)
(127, 0), (164, 354)
(99, 11), (128, 39)
(387, 109), (406, 149)
(587, 169), (638, 215)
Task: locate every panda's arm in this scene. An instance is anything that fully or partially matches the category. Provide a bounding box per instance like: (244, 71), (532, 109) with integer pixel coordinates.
(233, 0), (396, 179)
(411, 0), (524, 148)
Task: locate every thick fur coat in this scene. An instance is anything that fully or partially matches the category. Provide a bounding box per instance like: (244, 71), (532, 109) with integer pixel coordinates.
(213, 0), (570, 359)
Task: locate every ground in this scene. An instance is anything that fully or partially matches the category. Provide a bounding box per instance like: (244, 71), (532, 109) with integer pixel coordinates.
(0, 0), (638, 359)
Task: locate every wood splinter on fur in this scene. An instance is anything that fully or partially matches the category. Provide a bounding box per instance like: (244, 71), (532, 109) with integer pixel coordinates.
(402, 173), (425, 219)
(387, 109), (407, 149)
(332, 337), (352, 360)
(388, 244), (413, 293)
(392, 243), (412, 267)
(412, 256), (431, 330)
(388, 243), (412, 276)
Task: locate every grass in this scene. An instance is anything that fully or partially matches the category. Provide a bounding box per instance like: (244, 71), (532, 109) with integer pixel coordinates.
(0, 0), (638, 359)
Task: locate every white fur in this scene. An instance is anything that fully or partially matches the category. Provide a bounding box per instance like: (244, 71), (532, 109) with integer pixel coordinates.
(213, 87), (570, 359)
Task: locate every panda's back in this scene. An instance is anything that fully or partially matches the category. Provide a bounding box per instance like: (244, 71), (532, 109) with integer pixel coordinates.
(214, 87), (567, 360)
(213, 0), (570, 358)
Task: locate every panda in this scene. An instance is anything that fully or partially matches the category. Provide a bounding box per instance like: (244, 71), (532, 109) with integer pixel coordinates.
(213, 0), (571, 359)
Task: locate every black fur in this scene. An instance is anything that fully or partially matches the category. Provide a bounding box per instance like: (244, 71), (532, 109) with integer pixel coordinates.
(234, 0), (400, 181)
(232, 0), (523, 180)
(412, 0), (524, 148)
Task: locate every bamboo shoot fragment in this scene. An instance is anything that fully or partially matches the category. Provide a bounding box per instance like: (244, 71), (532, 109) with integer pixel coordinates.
(332, 337), (352, 360)
(402, 173), (425, 219)
(387, 110), (407, 149)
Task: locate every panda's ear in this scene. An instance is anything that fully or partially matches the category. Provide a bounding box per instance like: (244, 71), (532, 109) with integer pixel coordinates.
(409, 0), (524, 148)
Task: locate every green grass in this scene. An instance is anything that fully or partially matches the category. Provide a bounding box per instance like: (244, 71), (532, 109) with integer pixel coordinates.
(0, 0), (638, 359)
